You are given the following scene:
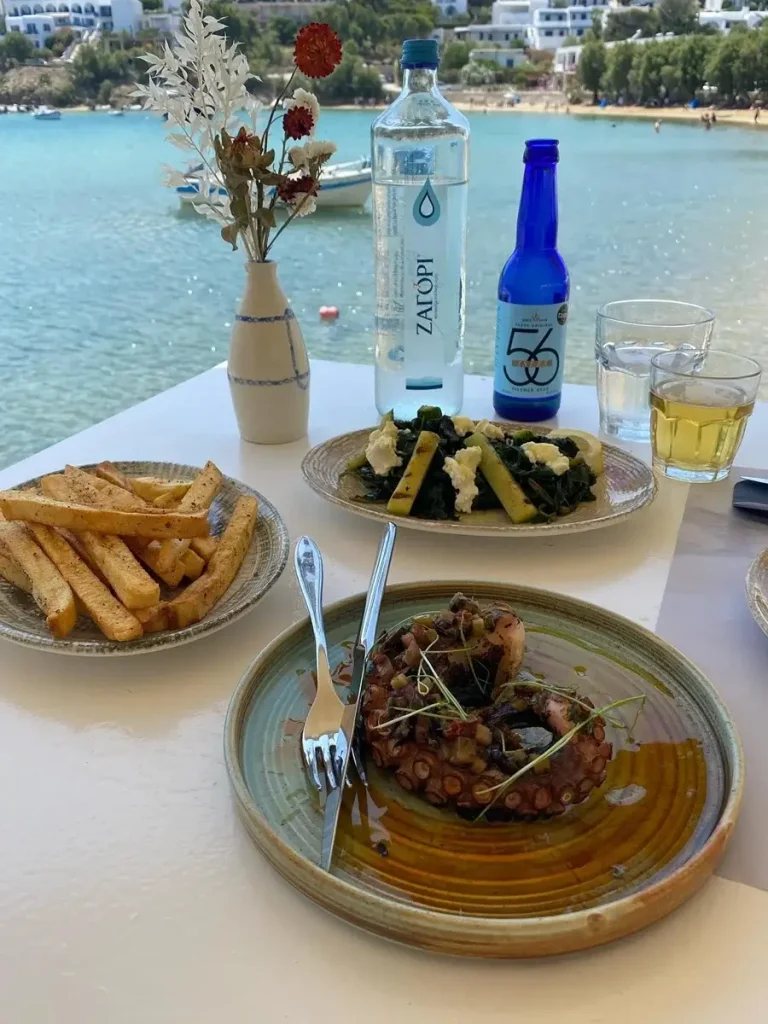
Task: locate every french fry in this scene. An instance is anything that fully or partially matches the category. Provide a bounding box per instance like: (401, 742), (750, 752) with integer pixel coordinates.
(180, 547), (205, 580)
(94, 461), (138, 495)
(0, 491), (210, 539)
(133, 602), (170, 634)
(130, 477), (191, 503)
(0, 538), (33, 594)
(29, 525), (143, 642)
(0, 520), (77, 637)
(124, 538), (186, 588)
(154, 461), (222, 572)
(152, 491), (179, 509)
(191, 536), (218, 563)
(41, 474), (161, 610)
(168, 495), (257, 629)
(62, 466), (148, 512)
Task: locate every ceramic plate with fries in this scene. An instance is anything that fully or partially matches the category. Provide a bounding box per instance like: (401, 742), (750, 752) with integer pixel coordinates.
(0, 461), (289, 655)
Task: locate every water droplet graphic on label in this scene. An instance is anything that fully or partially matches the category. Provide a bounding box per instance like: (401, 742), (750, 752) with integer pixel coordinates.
(413, 178), (441, 227)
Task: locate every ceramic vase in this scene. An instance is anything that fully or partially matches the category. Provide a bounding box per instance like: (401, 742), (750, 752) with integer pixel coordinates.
(228, 261), (309, 444)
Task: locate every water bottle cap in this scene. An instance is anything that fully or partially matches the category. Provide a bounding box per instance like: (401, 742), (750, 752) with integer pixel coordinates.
(524, 139), (559, 164)
(402, 38), (439, 68)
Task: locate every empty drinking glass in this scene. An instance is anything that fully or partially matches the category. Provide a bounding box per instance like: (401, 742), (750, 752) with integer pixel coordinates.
(650, 348), (761, 483)
(596, 300), (715, 442)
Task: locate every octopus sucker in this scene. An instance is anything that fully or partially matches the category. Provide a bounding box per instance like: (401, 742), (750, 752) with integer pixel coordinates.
(361, 594), (614, 820)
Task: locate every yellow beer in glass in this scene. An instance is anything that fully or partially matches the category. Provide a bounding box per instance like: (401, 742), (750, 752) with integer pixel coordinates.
(650, 349), (761, 483)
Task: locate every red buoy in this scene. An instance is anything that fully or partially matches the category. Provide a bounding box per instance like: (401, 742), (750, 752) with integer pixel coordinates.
(319, 305), (340, 320)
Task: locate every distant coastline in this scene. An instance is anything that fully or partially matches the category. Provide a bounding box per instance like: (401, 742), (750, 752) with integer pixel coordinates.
(5, 97), (767, 131)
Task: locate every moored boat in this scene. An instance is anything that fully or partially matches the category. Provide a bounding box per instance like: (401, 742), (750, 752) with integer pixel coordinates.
(176, 157), (372, 210)
(32, 106), (61, 120)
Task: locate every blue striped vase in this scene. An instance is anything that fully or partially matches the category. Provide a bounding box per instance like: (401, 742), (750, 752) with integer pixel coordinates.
(228, 261), (310, 444)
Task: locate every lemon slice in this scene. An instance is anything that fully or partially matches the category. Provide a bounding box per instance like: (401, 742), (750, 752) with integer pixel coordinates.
(547, 429), (605, 476)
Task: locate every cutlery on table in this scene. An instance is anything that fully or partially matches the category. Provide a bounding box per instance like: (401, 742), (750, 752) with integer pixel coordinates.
(295, 523), (396, 871)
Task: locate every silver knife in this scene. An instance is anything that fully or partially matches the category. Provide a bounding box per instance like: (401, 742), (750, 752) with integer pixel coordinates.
(320, 521), (397, 871)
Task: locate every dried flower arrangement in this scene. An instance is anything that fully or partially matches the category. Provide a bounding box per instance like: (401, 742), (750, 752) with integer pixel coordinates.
(134, 0), (343, 261)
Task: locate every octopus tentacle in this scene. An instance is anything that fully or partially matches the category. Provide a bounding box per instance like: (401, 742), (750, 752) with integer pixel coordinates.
(361, 596), (613, 820)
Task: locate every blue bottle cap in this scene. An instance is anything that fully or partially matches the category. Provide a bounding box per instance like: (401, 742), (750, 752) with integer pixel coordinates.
(524, 138), (559, 164)
(402, 38), (439, 68)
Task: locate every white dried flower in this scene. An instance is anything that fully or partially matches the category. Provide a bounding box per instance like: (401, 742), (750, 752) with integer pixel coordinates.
(284, 88), (320, 132)
(289, 145), (309, 168)
(303, 140), (337, 163)
(292, 193), (317, 218)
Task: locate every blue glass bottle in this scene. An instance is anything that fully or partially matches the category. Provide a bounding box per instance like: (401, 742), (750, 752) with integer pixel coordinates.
(493, 139), (569, 422)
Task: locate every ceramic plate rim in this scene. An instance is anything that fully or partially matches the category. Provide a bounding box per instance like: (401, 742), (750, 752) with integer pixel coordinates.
(745, 548), (768, 638)
(301, 425), (657, 537)
(0, 461), (290, 656)
(224, 579), (743, 956)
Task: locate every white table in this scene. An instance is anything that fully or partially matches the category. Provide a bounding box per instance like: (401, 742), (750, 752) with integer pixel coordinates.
(1, 360), (767, 1024)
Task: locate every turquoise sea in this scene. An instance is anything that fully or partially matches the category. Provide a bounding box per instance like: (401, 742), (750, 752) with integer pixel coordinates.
(1, 108), (768, 468)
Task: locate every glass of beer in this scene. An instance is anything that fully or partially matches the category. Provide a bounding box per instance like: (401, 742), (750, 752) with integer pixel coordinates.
(650, 349), (762, 483)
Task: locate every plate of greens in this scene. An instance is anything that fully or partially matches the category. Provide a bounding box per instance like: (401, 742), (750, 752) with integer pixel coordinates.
(301, 406), (656, 537)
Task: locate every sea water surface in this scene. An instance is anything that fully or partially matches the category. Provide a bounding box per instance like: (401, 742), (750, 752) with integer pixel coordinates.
(1, 109), (768, 468)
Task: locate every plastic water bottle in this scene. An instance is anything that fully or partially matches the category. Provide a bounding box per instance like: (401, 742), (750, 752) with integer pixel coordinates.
(371, 38), (470, 418)
(493, 139), (569, 422)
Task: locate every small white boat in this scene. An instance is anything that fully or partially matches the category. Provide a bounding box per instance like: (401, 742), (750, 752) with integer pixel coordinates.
(176, 157), (372, 210)
(32, 106), (61, 120)
(109, 109), (125, 117)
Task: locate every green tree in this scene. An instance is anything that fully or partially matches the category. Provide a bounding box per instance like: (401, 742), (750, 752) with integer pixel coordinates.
(562, 34), (580, 46)
(0, 32), (36, 66)
(578, 38), (606, 102)
(44, 28), (76, 59)
(602, 41), (634, 101)
(657, 0), (699, 36)
(271, 15), (300, 46)
(97, 80), (113, 105)
(628, 42), (669, 103)
(706, 31), (758, 100)
(603, 8), (659, 42)
(676, 34), (717, 100)
(441, 40), (473, 70)
(460, 59), (496, 85)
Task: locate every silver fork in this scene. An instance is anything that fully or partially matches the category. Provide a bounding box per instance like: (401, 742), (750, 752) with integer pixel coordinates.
(295, 536), (347, 805)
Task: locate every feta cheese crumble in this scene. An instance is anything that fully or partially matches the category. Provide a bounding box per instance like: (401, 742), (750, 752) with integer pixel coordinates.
(365, 419), (402, 477)
(476, 419), (505, 440)
(451, 415), (476, 437)
(443, 446), (482, 514)
(521, 441), (570, 476)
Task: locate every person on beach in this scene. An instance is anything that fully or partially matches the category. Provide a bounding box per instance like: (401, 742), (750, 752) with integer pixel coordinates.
(754, 105), (761, 123)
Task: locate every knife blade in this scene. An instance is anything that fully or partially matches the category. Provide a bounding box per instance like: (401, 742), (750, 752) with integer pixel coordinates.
(320, 521), (396, 871)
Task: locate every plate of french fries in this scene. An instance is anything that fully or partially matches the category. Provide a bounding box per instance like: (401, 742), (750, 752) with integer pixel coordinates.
(0, 460), (289, 654)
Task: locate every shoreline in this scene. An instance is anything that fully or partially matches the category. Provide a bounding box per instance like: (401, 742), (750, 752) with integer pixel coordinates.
(7, 100), (767, 130)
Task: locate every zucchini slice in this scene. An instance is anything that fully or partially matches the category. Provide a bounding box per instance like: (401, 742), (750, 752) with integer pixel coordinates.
(386, 430), (440, 517)
(465, 432), (537, 524)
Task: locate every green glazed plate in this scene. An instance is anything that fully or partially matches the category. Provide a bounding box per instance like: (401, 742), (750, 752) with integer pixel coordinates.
(225, 581), (742, 958)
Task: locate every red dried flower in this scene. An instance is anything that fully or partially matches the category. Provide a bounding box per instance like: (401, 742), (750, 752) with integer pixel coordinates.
(294, 22), (342, 79)
(283, 105), (314, 140)
(231, 127), (257, 151)
(277, 174), (318, 204)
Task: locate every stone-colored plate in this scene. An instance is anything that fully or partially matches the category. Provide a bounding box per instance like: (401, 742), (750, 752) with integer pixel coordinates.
(0, 461), (289, 656)
(746, 549), (768, 638)
(301, 425), (657, 537)
(225, 580), (742, 958)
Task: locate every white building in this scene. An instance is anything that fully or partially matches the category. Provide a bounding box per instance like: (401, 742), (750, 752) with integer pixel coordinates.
(454, 0), (607, 53)
(555, 3), (768, 71)
(470, 45), (528, 68)
(4, 0), (142, 46)
(431, 0), (469, 16)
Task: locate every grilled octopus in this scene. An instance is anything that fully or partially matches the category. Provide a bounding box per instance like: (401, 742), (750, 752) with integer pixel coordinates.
(361, 594), (611, 819)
